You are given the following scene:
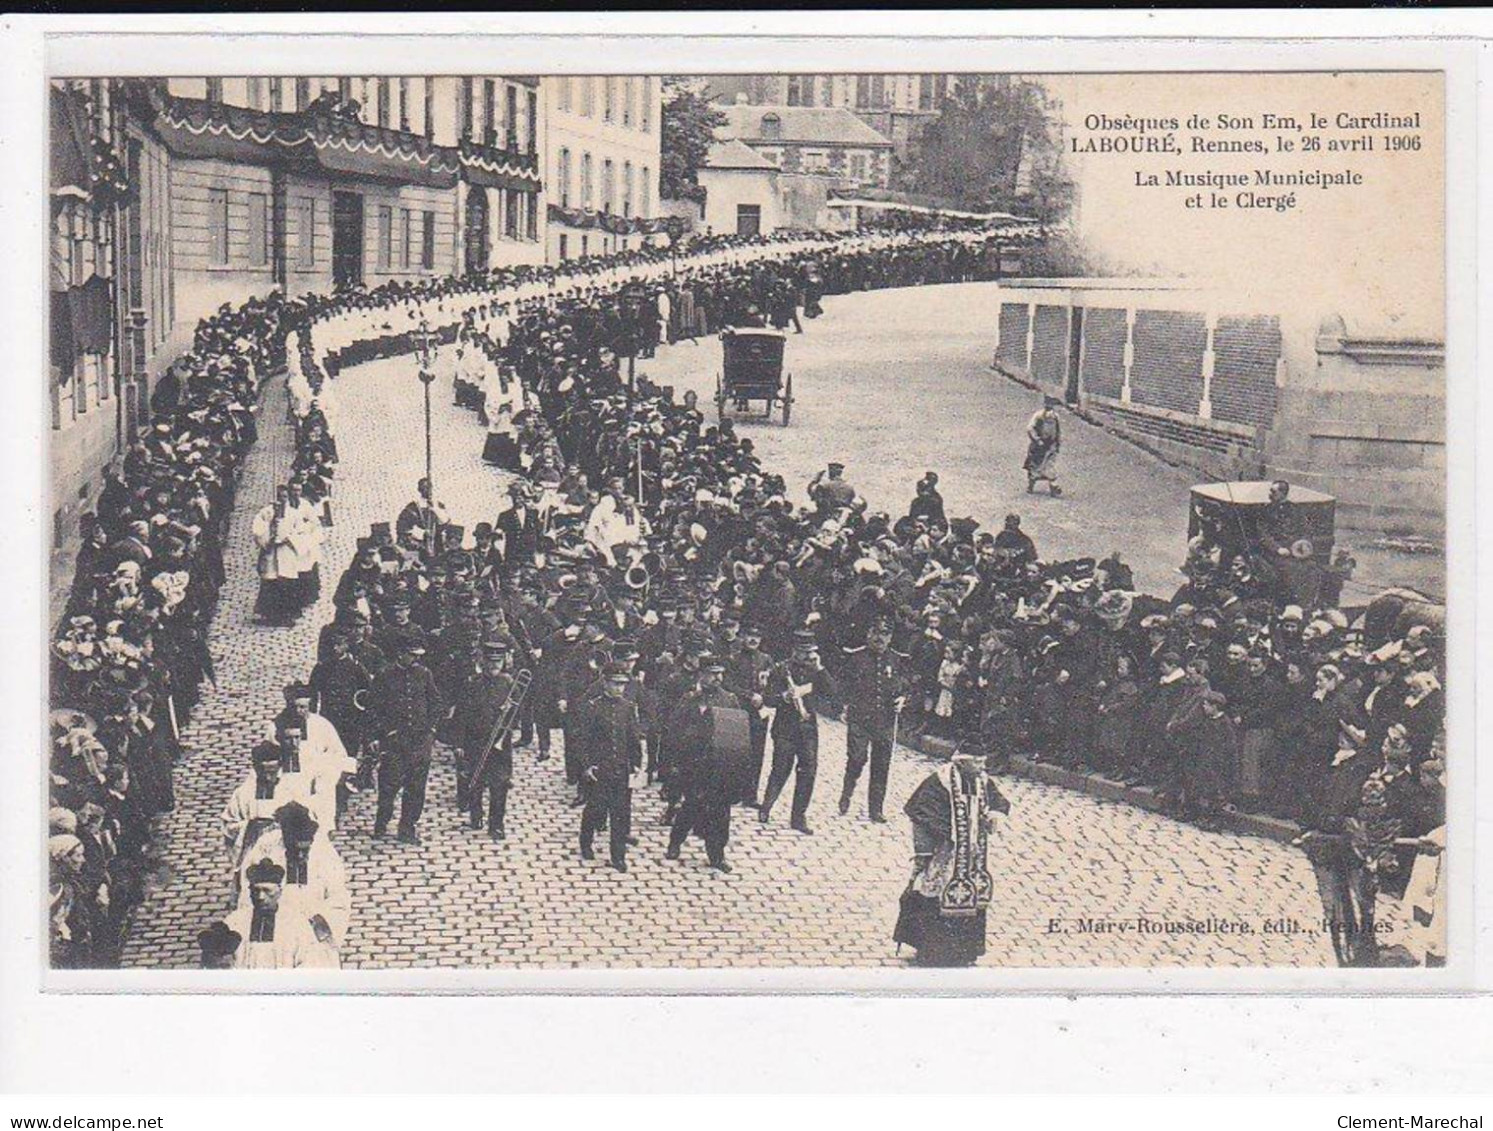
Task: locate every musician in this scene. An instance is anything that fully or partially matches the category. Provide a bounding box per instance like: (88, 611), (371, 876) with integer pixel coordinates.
(578, 663), (643, 872)
(457, 638), (520, 841)
(760, 630), (836, 835)
(665, 658), (744, 873)
(894, 751), (1010, 967)
(725, 623), (774, 808)
(309, 629), (373, 787)
(559, 620), (610, 807)
(840, 619), (908, 824)
(368, 629), (444, 845)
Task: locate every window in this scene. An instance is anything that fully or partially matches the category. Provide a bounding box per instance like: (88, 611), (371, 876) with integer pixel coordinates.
(918, 74), (935, 111)
(398, 78), (410, 131)
(855, 74), (870, 108)
(558, 77), (572, 113)
(525, 192), (537, 239)
(505, 189), (520, 239)
(580, 234), (588, 257)
(400, 208), (412, 268)
(377, 79), (391, 128)
(483, 79), (497, 146)
(296, 77), (311, 110)
(206, 77), (224, 104)
(602, 158), (614, 213)
(421, 210), (435, 268)
(507, 84), (519, 150)
(787, 75), (806, 106)
(557, 148), (571, 208)
(623, 77), (633, 126)
(271, 78), (285, 112)
(870, 75), (887, 107)
(296, 196), (316, 269)
(527, 89), (537, 152)
(247, 192), (268, 266)
(582, 77), (596, 117)
(736, 204), (761, 237)
(640, 77), (652, 131)
(208, 188), (229, 265)
(640, 166), (651, 215)
(604, 76), (615, 122)
(850, 153), (868, 181)
(377, 205), (393, 270)
(580, 152), (593, 208)
(338, 77), (352, 104)
(424, 78), (435, 139)
(558, 233), (568, 260)
(622, 161), (633, 217)
(761, 112), (782, 140)
(247, 77), (265, 110)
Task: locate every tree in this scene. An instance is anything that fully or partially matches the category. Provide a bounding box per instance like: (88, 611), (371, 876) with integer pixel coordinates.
(660, 77), (726, 204)
(906, 77), (1074, 226)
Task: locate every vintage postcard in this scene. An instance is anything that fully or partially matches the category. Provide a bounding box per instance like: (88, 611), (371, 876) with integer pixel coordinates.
(36, 30), (1467, 992)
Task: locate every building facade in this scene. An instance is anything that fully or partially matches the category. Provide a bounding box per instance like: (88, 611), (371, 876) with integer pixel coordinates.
(707, 74), (1008, 177)
(541, 75), (664, 262)
(161, 75), (544, 329)
(48, 75), (545, 621)
(697, 140), (783, 237)
(714, 105), (893, 192)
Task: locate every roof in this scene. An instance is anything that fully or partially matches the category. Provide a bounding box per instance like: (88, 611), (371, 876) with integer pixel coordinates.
(716, 104), (893, 149)
(703, 139), (778, 171)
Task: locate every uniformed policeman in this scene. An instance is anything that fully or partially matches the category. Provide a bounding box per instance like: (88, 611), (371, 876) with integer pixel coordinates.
(369, 628), (444, 845)
(839, 618), (907, 823)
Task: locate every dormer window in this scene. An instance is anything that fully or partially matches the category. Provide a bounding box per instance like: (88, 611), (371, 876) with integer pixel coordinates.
(761, 113), (782, 140)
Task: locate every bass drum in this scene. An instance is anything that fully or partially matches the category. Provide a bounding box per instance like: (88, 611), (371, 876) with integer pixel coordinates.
(706, 704), (754, 799)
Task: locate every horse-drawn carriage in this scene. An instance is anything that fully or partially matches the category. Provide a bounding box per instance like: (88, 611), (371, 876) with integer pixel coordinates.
(715, 326), (794, 426)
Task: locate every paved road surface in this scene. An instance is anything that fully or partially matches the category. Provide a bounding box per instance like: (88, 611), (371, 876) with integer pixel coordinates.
(122, 287), (1349, 970)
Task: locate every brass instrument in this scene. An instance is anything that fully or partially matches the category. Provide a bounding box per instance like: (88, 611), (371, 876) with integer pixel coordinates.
(464, 668), (533, 791)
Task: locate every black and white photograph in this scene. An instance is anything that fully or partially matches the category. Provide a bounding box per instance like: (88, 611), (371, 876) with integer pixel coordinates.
(35, 57), (1460, 980)
(4, 8), (1492, 1111)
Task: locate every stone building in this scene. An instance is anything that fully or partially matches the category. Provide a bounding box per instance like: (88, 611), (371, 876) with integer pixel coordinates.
(714, 104), (894, 192)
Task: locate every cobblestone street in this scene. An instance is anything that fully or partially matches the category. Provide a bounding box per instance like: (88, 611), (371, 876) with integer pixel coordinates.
(123, 289), (1348, 970)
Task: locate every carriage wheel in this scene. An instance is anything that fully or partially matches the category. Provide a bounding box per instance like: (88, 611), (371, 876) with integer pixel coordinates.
(782, 373), (793, 426)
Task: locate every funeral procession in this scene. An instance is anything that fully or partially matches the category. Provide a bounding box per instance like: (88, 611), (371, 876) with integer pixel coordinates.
(45, 72), (1446, 974)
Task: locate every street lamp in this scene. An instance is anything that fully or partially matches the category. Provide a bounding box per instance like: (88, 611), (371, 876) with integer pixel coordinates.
(414, 319), (438, 556)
